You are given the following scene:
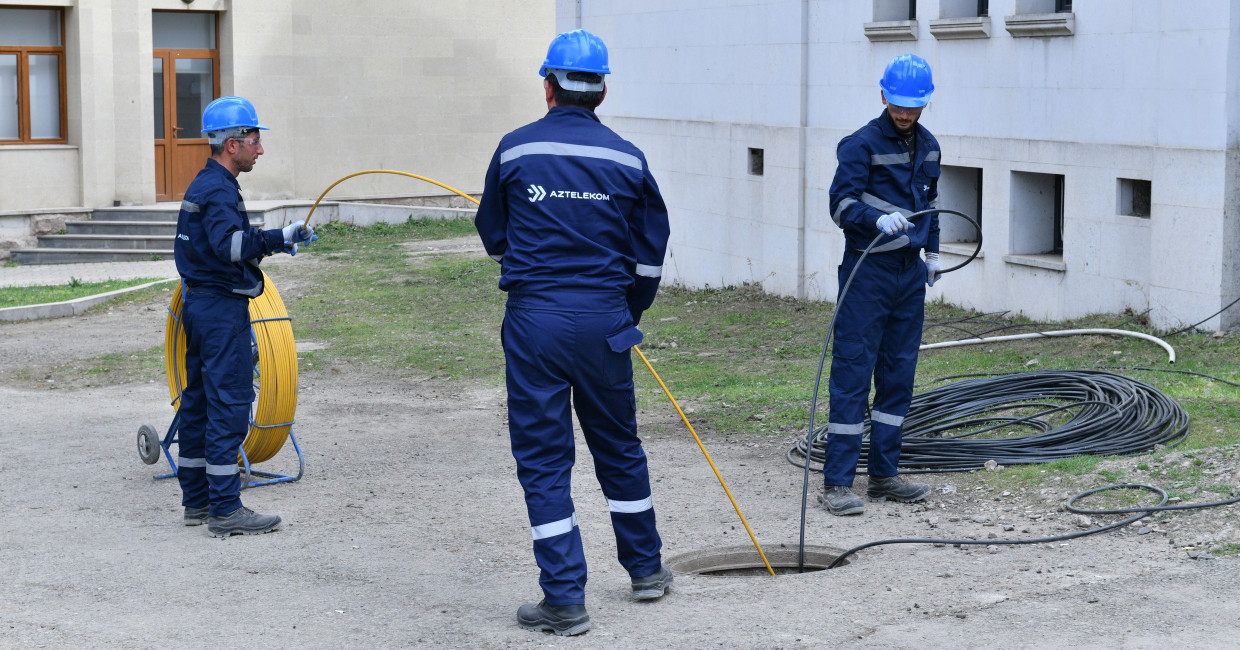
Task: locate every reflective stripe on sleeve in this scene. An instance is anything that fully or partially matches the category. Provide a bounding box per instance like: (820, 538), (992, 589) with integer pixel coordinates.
(826, 422), (865, 436)
(868, 235), (910, 253)
(860, 192), (910, 215)
(871, 409), (905, 426)
(206, 463), (240, 476)
(635, 264), (661, 278)
(178, 457), (206, 468)
(181, 200), (200, 213)
(531, 513), (578, 541)
(489, 254), (503, 263)
(229, 231), (244, 262)
(925, 150), (941, 162)
(607, 496), (653, 514)
(832, 197), (858, 226)
(500, 141), (642, 171)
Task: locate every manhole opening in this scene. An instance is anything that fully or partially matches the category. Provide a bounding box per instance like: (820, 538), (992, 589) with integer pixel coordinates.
(667, 544), (850, 576)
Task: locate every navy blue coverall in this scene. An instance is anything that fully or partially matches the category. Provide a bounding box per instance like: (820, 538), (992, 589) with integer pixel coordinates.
(173, 157), (286, 517)
(475, 106), (671, 606)
(824, 109), (941, 487)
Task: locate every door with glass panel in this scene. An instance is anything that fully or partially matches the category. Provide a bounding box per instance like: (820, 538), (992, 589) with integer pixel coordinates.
(153, 11), (219, 202)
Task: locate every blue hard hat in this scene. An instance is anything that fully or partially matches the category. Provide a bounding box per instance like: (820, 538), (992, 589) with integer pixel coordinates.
(201, 96), (268, 134)
(879, 54), (934, 108)
(538, 29), (610, 78)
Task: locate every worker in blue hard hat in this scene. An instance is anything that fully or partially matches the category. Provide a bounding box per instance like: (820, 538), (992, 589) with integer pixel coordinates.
(172, 95), (317, 537)
(475, 28), (673, 636)
(820, 54), (940, 516)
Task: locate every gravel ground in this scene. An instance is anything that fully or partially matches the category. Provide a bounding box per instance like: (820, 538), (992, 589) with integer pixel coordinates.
(2, 266), (1238, 648)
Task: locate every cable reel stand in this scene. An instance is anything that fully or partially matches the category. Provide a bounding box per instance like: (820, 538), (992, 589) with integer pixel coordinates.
(136, 273), (304, 488)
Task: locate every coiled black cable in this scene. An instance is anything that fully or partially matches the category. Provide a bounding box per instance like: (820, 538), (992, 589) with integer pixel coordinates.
(787, 369), (1191, 473)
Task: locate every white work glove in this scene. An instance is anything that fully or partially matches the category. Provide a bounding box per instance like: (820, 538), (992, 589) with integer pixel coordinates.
(281, 242), (299, 256)
(875, 211), (910, 235)
(925, 251), (942, 287)
(282, 220), (318, 245)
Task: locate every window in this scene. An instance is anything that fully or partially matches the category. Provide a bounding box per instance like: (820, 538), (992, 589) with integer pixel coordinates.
(938, 165), (983, 244)
(867, 0), (919, 41)
(748, 148), (764, 176)
(1117, 178), (1151, 218)
(931, 0), (991, 39)
(940, 0), (988, 18)
(1010, 171), (1064, 257)
(0, 6), (66, 144)
(874, 0), (917, 22)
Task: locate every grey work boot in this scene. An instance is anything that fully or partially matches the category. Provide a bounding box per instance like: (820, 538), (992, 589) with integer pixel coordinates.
(207, 506), (281, 537)
(184, 506), (209, 526)
(867, 475), (931, 503)
(516, 600), (591, 636)
(819, 486), (865, 516)
(631, 563), (674, 600)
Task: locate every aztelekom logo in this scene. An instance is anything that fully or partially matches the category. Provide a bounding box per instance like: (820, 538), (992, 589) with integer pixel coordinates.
(527, 183), (609, 203)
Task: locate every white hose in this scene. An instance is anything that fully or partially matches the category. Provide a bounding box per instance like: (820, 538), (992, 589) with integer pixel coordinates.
(919, 328), (1176, 364)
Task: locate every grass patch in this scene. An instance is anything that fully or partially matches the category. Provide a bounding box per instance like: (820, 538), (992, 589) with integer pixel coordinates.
(0, 277), (163, 308)
(19, 217), (1240, 478)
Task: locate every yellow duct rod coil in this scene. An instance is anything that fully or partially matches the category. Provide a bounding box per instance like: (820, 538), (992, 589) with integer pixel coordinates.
(164, 272), (299, 465)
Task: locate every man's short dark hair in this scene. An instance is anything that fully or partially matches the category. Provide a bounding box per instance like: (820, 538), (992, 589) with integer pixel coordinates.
(547, 72), (605, 110)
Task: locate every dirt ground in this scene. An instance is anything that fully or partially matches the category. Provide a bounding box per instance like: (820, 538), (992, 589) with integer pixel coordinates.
(2, 256), (1239, 649)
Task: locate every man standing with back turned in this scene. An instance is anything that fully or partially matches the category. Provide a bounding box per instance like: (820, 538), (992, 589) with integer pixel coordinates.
(821, 54), (941, 516)
(173, 96), (316, 537)
(475, 29), (673, 636)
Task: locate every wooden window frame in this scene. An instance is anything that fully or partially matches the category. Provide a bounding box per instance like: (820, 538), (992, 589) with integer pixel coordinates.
(0, 6), (69, 145)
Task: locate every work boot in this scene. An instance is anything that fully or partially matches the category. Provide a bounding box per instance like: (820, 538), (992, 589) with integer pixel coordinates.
(516, 600), (591, 636)
(207, 506), (281, 538)
(867, 475), (931, 503)
(819, 486), (865, 516)
(631, 563), (674, 600)
(184, 506), (209, 526)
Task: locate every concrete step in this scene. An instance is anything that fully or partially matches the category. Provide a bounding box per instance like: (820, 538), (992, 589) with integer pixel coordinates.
(37, 234), (173, 250)
(65, 220), (263, 235)
(66, 221), (177, 236)
(90, 207), (182, 222)
(9, 248), (174, 265)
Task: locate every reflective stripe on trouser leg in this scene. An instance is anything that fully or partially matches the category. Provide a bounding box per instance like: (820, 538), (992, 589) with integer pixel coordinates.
(571, 319), (662, 578)
(824, 250), (887, 487)
(184, 293), (254, 518)
(867, 253), (925, 477)
(176, 332), (210, 509)
(503, 307), (588, 606)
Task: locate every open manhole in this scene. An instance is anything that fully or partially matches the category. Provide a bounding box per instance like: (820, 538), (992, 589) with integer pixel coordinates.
(667, 544), (851, 576)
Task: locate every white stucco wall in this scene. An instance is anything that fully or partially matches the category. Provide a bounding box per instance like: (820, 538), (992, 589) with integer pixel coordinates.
(565, 0), (1240, 330)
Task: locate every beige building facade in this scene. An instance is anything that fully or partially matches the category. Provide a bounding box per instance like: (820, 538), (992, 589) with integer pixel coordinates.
(1, 0), (555, 214)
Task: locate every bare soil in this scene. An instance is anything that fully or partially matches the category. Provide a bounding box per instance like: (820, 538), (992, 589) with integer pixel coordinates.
(2, 256), (1238, 648)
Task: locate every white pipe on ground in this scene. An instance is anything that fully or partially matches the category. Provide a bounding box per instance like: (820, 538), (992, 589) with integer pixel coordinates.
(919, 328), (1176, 364)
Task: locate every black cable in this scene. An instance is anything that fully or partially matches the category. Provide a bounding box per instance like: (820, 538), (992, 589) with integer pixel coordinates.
(825, 483), (1240, 569)
(1165, 294), (1240, 336)
(789, 369), (1190, 473)
(797, 208), (982, 571)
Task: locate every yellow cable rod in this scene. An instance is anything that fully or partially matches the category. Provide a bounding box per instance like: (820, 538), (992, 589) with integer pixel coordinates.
(302, 169), (480, 229)
(634, 345), (776, 576)
(307, 170), (774, 574)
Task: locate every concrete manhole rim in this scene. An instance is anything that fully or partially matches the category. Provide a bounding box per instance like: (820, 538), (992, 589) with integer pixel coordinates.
(667, 544), (851, 576)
